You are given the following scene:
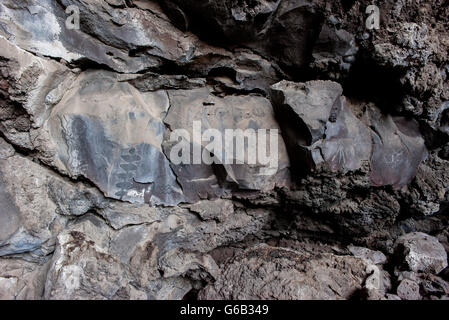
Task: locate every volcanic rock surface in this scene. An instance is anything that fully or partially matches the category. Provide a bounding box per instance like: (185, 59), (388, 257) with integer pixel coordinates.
(0, 0), (448, 300)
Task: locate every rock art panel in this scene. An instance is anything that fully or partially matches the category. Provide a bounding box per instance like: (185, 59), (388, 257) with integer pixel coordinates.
(163, 87), (290, 202)
(367, 108), (428, 188)
(271, 80), (427, 188)
(321, 98), (372, 172)
(46, 71), (184, 206)
(271, 80), (344, 145)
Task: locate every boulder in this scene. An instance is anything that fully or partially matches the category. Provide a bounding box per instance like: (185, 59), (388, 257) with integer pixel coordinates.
(348, 245), (387, 265)
(367, 109), (428, 188)
(396, 279), (421, 300)
(395, 232), (448, 274)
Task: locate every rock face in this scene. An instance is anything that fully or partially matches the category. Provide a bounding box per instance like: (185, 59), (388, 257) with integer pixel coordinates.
(160, 0), (324, 71)
(270, 80), (428, 186)
(271, 80), (372, 173)
(0, 0), (448, 300)
(163, 86), (290, 201)
(45, 70), (184, 206)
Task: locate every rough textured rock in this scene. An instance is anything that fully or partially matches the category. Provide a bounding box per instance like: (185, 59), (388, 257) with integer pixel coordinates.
(0, 0), (448, 301)
(199, 244), (379, 300)
(161, 0), (325, 71)
(396, 279), (421, 301)
(394, 232), (448, 274)
(0, 155), (75, 261)
(0, 259), (50, 300)
(310, 24), (358, 81)
(348, 245), (387, 265)
(0, 35), (74, 149)
(43, 203), (274, 299)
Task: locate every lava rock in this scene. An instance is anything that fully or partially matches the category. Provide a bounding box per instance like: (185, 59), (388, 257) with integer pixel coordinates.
(163, 86), (290, 202)
(395, 232), (448, 274)
(348, 245), (387, 265)
(0, 138), (14, 159)
(396, 279), (421, 300)
(199, 244), (378, 300)
(44, 70), (185, 206)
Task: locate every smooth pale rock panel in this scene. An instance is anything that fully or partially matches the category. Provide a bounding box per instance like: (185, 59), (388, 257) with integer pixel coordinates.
(321, 98), (372, 172)
(271, 80), (344, 145)
(199, 244), (378, 300)
(271, 80), (427, 187)
(0, 36), (74, 149)
(0, 0), (82, 62)
(46, 70), (184, 206)
(367, 108), (428, 188)
(163, 87), (290, 203)
(271, 80), (371, 173)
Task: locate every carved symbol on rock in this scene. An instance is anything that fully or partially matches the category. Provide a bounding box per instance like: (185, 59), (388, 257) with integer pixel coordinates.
(114, 148), (142, 199)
